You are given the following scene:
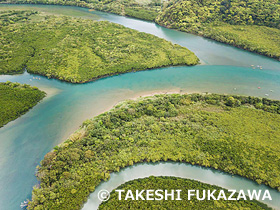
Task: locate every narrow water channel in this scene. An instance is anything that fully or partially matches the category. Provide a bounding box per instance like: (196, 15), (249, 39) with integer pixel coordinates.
(0, 4), (279, 210)
(82, 162), (280, 210)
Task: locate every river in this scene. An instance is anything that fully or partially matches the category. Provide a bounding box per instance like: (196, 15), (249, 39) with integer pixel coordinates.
(82, 162), (280, 210)
(0, 4), (279, 210)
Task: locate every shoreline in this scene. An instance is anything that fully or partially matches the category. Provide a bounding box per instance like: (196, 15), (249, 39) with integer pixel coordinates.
(34, 93), (280, 210)
(61, 88), (202, 143)
(87, 88), (203, 116)
(26, 60), (199, 84)
(156, 23), (280, 62)
(38, 86), (61, 98)
(0, 2), (279, 61)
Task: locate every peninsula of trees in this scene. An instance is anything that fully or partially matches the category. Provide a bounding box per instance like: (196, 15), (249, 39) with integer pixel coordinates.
(29, 93), (280, 209)
(1, 0), (279, 59)
(0, 81), (45, 127)
(100, 176), (271, 210)
(0, 10), (198, 83)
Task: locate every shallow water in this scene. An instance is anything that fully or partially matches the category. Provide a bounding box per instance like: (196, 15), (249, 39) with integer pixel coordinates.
(0, 4), (279, 210)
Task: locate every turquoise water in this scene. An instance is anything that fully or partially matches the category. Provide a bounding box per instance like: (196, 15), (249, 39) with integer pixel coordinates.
(0, 4), (279, 210)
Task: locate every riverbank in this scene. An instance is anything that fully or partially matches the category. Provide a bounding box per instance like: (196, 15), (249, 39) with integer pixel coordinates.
(38, 86), (61, 99)
(29, 93), (280, 209)
(1, 2), (279, 60)
(83, 162), (280, 210)
(61, 88), (200, 143)
(0, 5), (279, 210)
(0, 1), (159, 21)
(156, 23), (280, 61)
(0, 11), (198, 83)
(99, 176), (272, 210)
(0, 82), (46, 127)
(155, 0), (280, 61)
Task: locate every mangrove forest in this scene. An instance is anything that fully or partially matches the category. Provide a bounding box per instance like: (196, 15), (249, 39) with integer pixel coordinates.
(0, 10), (198, 83)
(2, 0), (279, 59)
(0, 81), (45, 127)
(28, 93), (280, 209)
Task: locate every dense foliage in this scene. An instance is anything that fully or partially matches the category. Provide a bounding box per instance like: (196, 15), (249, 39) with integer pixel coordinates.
(202, 25), (280, 59)
(157, 0), (280, 29)
(4, 0), (279, 27)
(29, 93), (280, 209)
(2, 0), (280, 58)
(0, 81), (45, 127)
(0, 9), (37, 26)
(0, 10), (39, 74)
(156, 0), (280, 59)
(99, 176), (271, 210)
(0, 11), (198, 83)
(1, 0), (163, 21)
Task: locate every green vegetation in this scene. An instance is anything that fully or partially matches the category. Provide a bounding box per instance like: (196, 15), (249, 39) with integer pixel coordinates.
(2, 0), (280, 58)
(0, 11), (198, 83)
(1, 0), (163, 21)
(202, 25), (280, 59)
(100, 176), (271, 210)
(156, 0), (280, 60)
(0, 81), (45, 127)
(0, 10), (39, 75)
(1, 0), (280, 59)
(29, 93), (280, 209)
(157, 0), (280, 29)
(90, 0), (161, 21)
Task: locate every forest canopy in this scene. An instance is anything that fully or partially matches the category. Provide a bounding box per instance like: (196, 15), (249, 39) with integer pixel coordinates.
(29, 93), (280, 209)
(155, 0), (280, 59)
(0, 10), (198, 83)
(0, 81), (45, 127)
(99, 176), (271, 210)
(1, 0), (280, 59)
(157, 0), (280, 29)
(1, 0), (163, 21)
